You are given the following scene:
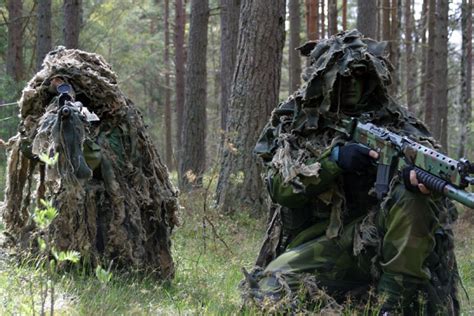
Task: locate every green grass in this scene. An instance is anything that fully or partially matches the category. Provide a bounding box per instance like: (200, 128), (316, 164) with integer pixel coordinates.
(0, 188), (266, 315)
(0, 188), (473, 315)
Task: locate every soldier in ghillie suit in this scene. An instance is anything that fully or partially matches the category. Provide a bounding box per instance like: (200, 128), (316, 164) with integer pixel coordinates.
(242, 30), (461, 314)
(2, 47), (179, 279)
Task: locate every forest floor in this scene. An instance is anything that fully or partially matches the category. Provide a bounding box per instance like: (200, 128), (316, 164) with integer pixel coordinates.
(0, 182), (473, 315)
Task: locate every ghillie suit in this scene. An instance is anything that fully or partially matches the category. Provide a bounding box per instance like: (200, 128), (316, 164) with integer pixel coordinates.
(2, 47), (179, 279)
(241, 30), (461, 314)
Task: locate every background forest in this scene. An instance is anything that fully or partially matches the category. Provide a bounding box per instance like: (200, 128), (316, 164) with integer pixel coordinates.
(0, 0), (472, 314)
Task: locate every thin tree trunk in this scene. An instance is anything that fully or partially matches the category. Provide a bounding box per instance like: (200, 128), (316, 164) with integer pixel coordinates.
(164, 0), (173, 168)
(7, 0), (24, 82)
(328, 0), (337, 36)
(357, 0), (377, 39)
(342, 0), (347, 30)
(376, 0), (381, 40)
(389, 0), (400, 96)
(63, 0), (82, 49)
(382, 0), (391, 41)
(180, 0), (209, 189)
(404, 0), (416, 112)
(216, 0), (285, 214)
(419, 0), (428, 115)
(320, 0), (325, 38)
(458, 0), (472, 157)
(306, 0), (319, 40)
(289, 0), (302, 92)
(424, 0), (436, 131)
(433, 0), (449, 149)
(36, 0), (52, 70)
(174, 0), (186, 156)
(219, 0), (240, 144)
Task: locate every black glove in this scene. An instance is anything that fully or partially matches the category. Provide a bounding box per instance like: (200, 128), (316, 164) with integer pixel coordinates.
(401, 166), (421, 193)
(334, 143), (376, 172)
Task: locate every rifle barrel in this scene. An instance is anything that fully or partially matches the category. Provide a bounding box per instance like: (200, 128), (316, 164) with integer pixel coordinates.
(444, 184), (474, 209)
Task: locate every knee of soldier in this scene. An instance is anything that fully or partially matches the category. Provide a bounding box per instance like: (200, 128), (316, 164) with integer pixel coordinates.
(381, 183), (438, 235)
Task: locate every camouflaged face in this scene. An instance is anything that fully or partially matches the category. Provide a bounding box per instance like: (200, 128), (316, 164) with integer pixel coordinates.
(297, 29), (393, 115)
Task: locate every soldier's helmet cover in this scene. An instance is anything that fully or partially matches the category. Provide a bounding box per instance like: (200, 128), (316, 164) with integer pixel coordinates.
(298, 29), (393, 115)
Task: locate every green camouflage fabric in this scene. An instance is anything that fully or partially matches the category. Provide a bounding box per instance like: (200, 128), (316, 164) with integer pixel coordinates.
(242, 30), (460, 314)
(2, 47), (179, 279)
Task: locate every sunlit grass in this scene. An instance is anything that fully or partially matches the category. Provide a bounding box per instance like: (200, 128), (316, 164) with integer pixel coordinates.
(0, 184), (266, 315)
(0, 183), (472, 314)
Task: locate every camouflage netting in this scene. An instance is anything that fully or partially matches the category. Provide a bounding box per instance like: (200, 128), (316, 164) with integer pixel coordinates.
(1, 47), (179, 279)
(246, 30), (461, 314)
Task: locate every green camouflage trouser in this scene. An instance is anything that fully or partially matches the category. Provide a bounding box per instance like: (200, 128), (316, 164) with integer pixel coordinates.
(255, 183), (441, 313)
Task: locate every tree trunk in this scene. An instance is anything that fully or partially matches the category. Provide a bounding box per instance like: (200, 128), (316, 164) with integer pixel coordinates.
(36, 0), (52, 70)
(174, 0), (186, 154)
(216, 0), (285, 214)
(328, 0), (337, 36)
(382, 0), (391, 41)
(404, 0), (416, 112)
(7, 0), (24, 82)
(320, 0), (325, 38)
(357, 0), (377, 39)
(219, 0), (240, 143)
(306, 0), (319, 40)
(342, 0), (347, 30)
(164, 0), (173, 168)
(63, 0), (82, 49)
(180, 0), (209, 189)
(289, 0), (302, 93)
(458, 0), (472, 157)
(376, 0), (382, 40)
(424, 0), (436, 132)
(389, 0), (400, 96)
(432, 0), (448, 149)
(419, 0), (429, 115)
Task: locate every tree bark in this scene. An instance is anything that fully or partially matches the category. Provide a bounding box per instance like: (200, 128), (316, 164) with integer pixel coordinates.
(424, 0), (436, 131)
(63, 0), (82, 49)
(382, 0), (391, 42)
(216, 0), (285, 213)
(458, 0), (472, 157)
(164, 0), (173, 168)
(7, 0), (24, 82)
(432, 0), (449, 149)
(389, 0), (400, 96)
(289, 0), (302, 93)
(328, 0), (337, 36)
(219, 0), (240, 143)
(357, 0), (377, 39)
(174, 0), (186, 154)
(404, 0), (416, 112)
(320, 0), (325, 38)
(36, 0), (52, 70)
(342, 0), (347, 30)
(376, 0), (381, 40)
(180, 0), (209, 189)
(419, 0), (428, 115)
(306, 0), (319, 40)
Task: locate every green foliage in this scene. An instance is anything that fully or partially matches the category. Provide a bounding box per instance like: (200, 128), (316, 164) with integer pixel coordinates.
(33, 199), (58, 229)
(52, 249), (81, 265)
(95, 265), (113, 286)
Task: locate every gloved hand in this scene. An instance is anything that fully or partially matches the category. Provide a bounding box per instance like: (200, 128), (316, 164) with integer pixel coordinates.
(331, 143), (378, 172)
(401, 167), (431, 194)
